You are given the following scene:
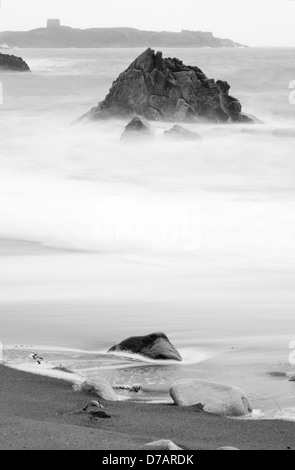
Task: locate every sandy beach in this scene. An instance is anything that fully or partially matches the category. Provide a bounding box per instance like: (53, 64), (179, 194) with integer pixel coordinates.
(0, 365), (295, 450)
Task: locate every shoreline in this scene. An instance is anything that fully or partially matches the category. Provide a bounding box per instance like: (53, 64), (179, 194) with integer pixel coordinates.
(1, 365), (295, 450)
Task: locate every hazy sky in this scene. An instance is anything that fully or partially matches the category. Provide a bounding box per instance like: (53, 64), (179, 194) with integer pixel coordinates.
(0, 0), (294, 47)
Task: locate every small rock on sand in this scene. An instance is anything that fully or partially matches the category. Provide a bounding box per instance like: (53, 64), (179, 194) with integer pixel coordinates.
(83, 400), (104, 410)
(217, 447), (240, 451)
(145, 440), (183, 450)
(88, 409), (111, 420)
(77, 377), (118, 401)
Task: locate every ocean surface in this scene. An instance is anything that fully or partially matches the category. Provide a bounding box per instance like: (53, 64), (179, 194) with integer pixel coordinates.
(1, 47), (295, 418)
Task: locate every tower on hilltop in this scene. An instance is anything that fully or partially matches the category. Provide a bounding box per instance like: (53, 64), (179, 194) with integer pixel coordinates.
(47, 19), (61, 29)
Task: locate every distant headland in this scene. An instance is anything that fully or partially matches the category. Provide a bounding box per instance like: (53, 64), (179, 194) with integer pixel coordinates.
(0, 20), (246, 49)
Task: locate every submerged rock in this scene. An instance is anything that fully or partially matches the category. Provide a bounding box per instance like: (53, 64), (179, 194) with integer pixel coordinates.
(53, 365), (74, 374)
(145, 440), (183, 450)
(164, 124), (202, 141)
(170, 379), (252, 417)
(0, 53), (30, 71)
(80, 48), (254, 124)
(108, 332), (182, 362)
(77, 377), (118, 402)
(269, 371), (287, 378)
(121, 117), (152, 140)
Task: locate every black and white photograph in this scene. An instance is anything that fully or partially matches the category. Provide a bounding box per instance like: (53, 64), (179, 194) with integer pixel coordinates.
(0, 0), (295, 453)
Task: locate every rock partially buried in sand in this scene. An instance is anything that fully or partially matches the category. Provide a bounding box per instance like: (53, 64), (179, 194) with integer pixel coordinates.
(77, 377), (118, 402)
(0, 53), (30, 71)
(289, 375), (295, 382)
(145, 440), (183, 451)
(170, 379), (252, 417)
(164, 125), (202, 141)
(83, 401), (111, 418)
(82, 400), (111, 419)
(88, 409), (111, 419)
(79, 48), (256, 124)
(108, 332), (182, 362)
(217, 447), (240, 451)
(121, 117), (152, 140)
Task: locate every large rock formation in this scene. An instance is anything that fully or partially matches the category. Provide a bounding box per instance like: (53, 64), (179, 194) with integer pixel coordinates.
(170, 379), (252, 417)
(81, 48), (254, 124)
(108, 332), (182, 362)
(0, 53), (30, 71)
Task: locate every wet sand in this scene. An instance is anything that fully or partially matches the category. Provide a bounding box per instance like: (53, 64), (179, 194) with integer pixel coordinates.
(0, 365), (295, 450)
(1, 237), (295, 420)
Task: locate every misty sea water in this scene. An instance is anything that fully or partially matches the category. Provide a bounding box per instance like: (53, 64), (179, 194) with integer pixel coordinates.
(1, 47), (295, 419)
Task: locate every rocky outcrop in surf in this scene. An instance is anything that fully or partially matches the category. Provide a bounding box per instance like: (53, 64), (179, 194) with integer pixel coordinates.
(164, 124), (202, 141)
(80, 48), (254, 124)
(108, 332), (182, 362)
(121, 117), (152, 140)
(0, 53), (30, 71)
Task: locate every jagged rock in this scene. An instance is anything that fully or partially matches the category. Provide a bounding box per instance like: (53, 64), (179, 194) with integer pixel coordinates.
(170, 379), (252, 417)
(108, 332), (182, 362)
(80, 48), (254, 124)
(145, 440), (183, 450)
(0, 53), (30, 71)
(164, 125), (202, 141)
(121, 117), (152, 140)
(77, 377), (118, 401)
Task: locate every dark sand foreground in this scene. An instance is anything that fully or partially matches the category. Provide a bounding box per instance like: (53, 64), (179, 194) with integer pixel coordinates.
(0, 365), (295, 450)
